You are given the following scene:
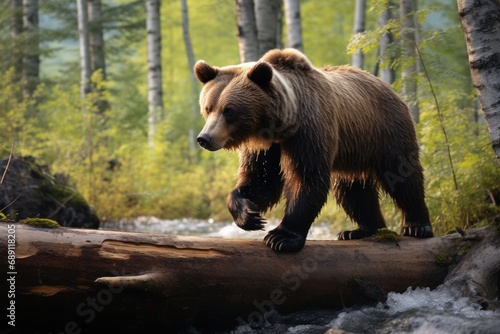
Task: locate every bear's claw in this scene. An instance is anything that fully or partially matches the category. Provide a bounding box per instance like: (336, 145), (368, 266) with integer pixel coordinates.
(264, 228), (305, 252)
(337, 229), (377, 240)
(231, 197), (267, 231)
(402, 225), (433, 238)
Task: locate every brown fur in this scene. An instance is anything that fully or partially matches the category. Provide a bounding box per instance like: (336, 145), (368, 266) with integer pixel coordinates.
(195, 49), (433, 252)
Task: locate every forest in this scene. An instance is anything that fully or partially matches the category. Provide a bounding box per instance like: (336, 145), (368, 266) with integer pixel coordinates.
(1, 0), (500, 237)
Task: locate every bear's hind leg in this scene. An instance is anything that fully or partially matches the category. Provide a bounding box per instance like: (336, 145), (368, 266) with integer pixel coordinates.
(379, 162), (433, 238)
(335, 179), (387, 240)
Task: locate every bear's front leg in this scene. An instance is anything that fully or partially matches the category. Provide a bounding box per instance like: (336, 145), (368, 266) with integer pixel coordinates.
(227, 144), (283, 231)
(264, 153), (331, 252)
(227, 190), (267, 230)
(264, 182), (329, 251)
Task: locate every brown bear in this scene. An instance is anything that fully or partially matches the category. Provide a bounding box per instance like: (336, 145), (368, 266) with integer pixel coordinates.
(194, 48), (433, 252)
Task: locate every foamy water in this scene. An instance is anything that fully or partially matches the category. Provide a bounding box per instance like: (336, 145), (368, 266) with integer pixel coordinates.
(102, 216), (338, 240)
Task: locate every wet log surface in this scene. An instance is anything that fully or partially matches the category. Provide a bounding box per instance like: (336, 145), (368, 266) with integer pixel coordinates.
(2, 222), (490, 333)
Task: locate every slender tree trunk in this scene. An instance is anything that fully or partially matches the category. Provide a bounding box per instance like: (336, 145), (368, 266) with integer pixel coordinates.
(275, 3), (283, 50)
(77, 0), (91, 99)
(87, 0), (109, 113)
(10, 0), (23, 83)
(22, 0), (39, 98)
(77, 0), (95, 203)
(254, 0), (282, 57)
(378, 0), (395, 84)
(413, 0), (423, 75)
(236, 0), (259, 62)
(283, 0), (303, 52)
(457, 0), (500, 166)
(400, 0), (419, 123)
(87, 0), (106, 79)
(352, 0), (366, 69)
(145, 0), (164, 147)
(181, 0), (198, 156)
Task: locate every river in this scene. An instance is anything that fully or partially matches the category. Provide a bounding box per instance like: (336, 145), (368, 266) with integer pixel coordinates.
(102, 217), (500, 334)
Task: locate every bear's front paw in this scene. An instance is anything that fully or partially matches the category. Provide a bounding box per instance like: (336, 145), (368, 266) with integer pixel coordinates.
(402, 225), (433, 238)
(337, 229), (377, 240)
(228, 193), (266, 231)
(264, 227), (305, 252)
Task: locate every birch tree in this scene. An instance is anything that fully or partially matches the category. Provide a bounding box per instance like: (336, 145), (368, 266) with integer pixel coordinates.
(254, 0), (282, 57)
(76, 0), (91, 99)
(22, 0), (39, 98)
(145, 0), (163, 147)
(352, 0), (366, 69)
(181, 0), (198, 155)
(283, 0), (303, 52)
(236, 0), (281, 62)
(400, 0), (419, 123)
(378, 0), (395, 84)
(457, 0), (500, 166)
(236, 0), (259, 62)
(77, 0), (95, 201)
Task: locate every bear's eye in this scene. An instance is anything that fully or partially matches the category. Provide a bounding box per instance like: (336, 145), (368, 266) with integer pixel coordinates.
(223, 108), (237, 123)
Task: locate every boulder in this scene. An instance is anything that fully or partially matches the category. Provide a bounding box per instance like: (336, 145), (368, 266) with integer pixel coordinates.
(0, 155), (100, 228)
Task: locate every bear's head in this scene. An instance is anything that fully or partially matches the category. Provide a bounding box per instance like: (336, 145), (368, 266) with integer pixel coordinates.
(194, 60), (277, 151)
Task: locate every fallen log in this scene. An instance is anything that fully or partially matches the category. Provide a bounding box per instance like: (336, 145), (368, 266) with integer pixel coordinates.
(0, 222), (489, 332)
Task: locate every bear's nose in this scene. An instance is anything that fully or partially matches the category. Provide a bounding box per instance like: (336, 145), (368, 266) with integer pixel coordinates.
(197, 133), (212, 149)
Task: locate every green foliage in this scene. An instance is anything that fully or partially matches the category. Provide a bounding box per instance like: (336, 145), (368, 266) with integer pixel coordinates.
(420, 94), (500, 234)
(0, 69), (38, 145)
(1, 0), (498, 238)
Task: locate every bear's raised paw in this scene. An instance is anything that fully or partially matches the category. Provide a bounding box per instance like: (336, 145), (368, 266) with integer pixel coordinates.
(264, 227), (306, 252)
(228, 193), (266, 231)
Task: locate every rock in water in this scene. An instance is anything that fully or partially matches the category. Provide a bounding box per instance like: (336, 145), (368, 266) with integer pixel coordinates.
(0, 156), (100, 228)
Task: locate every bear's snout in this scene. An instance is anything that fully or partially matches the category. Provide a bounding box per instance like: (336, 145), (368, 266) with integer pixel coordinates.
(197, 133), (214, 150)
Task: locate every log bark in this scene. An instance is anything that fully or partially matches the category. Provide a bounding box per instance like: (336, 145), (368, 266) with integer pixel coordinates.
(1, 223), (494, 332)
(442, 223), (500, 310)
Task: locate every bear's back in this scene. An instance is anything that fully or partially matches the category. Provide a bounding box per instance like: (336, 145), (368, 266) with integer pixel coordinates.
(317, 65), (417, 171)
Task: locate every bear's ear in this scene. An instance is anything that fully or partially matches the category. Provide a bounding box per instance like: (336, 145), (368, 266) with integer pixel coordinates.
(247, 61), (273, 88)
(194, 60), (218, 84)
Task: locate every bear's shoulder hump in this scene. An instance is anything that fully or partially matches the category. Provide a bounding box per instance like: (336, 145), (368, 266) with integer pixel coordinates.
(261, 49), (314, 72)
